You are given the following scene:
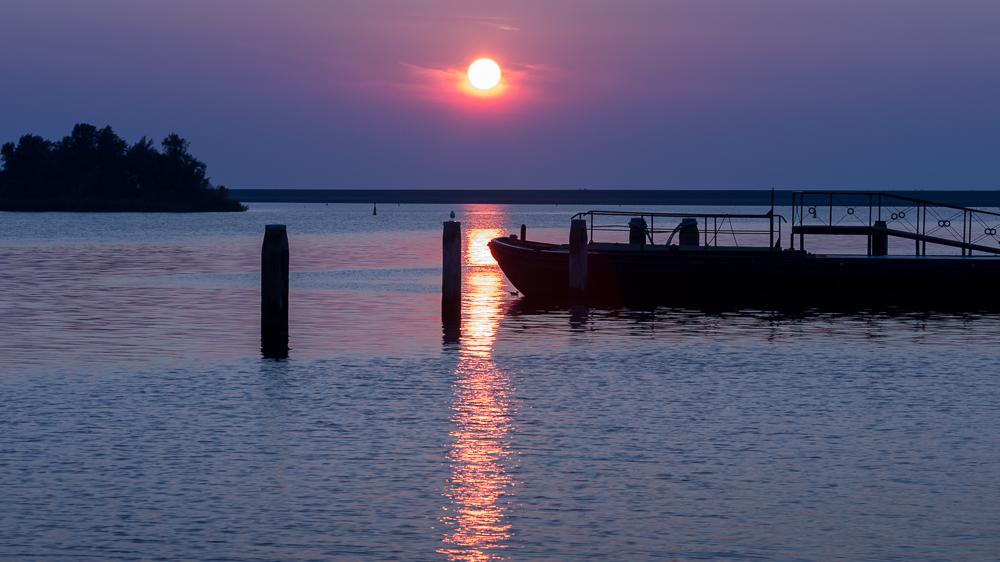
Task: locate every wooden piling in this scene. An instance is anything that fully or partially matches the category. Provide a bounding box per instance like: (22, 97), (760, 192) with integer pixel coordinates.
(442, 304), (461, 345)
(261, 224), (289, 357)
(520, 223), (526, 241)
(442, 220), (462, 304)
(569, 219), (588, 301)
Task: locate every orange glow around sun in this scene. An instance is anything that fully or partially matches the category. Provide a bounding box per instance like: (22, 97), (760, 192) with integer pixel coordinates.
(395, 57), (547, 109)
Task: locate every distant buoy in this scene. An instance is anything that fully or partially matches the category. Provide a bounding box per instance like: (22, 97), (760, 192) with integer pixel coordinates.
(373, 203), (377, 216)
(450, 210), (455, 219)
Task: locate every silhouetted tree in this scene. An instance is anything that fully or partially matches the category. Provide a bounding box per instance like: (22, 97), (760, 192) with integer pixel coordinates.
(1, 134), (55, 199)
(159, 133), (211, 200)
(0, 123), (244, 211)
(125, 136), (162, 196)
(51, 124), (130, 199)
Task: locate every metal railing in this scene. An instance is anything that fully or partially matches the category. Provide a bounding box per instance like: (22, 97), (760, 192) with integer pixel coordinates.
(571, 210), (787, 248)
(791, 191), (1000, 255)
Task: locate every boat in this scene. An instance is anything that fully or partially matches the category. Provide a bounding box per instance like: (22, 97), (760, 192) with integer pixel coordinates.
(488, 191), (1000, 309)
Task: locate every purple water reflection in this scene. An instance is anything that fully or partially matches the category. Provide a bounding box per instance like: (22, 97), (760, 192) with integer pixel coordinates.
(2, 204), (999, 561)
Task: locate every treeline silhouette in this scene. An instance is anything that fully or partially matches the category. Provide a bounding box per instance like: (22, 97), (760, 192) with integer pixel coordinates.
(0, 123), (246, 212)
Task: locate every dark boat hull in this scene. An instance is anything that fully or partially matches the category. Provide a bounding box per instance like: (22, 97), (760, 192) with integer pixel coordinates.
(488, 237), (1000, 309)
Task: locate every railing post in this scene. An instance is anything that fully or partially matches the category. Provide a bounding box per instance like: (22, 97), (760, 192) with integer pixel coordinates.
(791, 193), (796, 250)
(960, 211), (965, 256)
(964, 210), (968, 256)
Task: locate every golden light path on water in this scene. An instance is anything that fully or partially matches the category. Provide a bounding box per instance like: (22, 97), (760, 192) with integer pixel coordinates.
(439, 227), (518, 561)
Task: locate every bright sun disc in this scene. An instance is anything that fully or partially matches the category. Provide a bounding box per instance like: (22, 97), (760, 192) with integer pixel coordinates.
(468, 59), (501, 90)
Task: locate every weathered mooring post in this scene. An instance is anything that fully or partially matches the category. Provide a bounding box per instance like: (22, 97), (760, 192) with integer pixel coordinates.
(520, 223), (526, 241)
(872, 220), (888, 256)
(442, 220), (462, 302)
(261, 224), (289, 358)
(569, 304), (589, 329)
(569, 219), (588, 302)
(442, 219), (462, 343)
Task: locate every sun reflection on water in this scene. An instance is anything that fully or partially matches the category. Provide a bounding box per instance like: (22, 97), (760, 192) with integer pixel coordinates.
(466, 229), (503, 266)
(439, 228), (517, 561)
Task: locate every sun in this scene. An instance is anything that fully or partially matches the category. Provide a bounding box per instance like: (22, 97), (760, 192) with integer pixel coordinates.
(468, 59), (501, 90)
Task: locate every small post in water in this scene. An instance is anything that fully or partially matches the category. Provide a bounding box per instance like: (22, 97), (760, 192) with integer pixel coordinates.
(569, 219), (588, 302)
(442, 218), (462, 307)
(261, 224), (289, 358)
(520, 223), (526, 241)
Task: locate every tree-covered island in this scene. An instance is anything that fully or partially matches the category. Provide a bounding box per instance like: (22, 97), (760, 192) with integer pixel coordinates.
(0, 124), (246, 212)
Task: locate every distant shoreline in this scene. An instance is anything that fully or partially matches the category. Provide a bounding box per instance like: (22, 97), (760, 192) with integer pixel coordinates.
(0, 197), (247, 213)
(230, 189), (1000, 207)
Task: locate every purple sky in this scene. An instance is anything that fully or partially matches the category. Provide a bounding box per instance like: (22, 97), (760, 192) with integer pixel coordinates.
(2, 0), (998, 190)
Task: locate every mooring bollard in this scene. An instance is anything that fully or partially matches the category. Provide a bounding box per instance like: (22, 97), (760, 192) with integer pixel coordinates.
(261, 224), (289, 358)
(873, 220), (888, 256)
(442, 220), (462, 303)
(679, 218), (700, 247)
(628, 217), (647, 246)
(520, 223), (526, 241)
(569, 219), (588, 301)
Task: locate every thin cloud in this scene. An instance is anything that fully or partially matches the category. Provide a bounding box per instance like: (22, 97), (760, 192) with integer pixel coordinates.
(482, 22), (519, 32)
(459, 15), (520, 31)
(339, 57), (582, 120)
(398, 61), (510, 100)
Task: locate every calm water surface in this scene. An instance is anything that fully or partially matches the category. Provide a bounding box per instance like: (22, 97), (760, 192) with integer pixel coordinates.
(2, 204), (999, 561)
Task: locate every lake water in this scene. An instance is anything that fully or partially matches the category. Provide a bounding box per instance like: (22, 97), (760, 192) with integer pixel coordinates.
(2, 203), (999, 561)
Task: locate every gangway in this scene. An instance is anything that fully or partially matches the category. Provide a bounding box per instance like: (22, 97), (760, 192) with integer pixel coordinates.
(791, 191), (1000, 256)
